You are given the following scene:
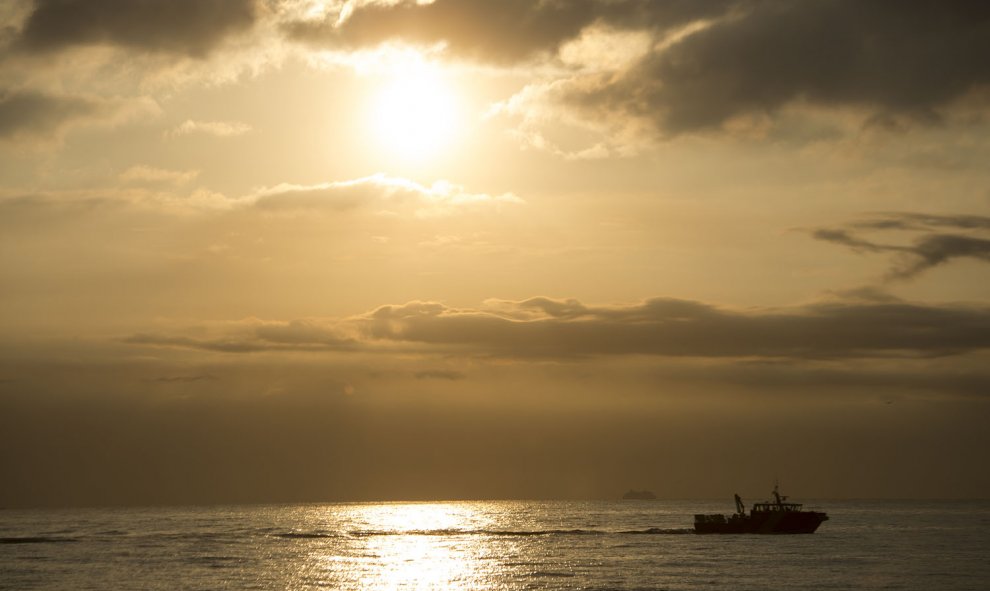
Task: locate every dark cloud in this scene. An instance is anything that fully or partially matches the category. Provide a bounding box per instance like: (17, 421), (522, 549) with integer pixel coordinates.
(0, 88), (98, 139)
(851, 212), (990, 232)
(286, 0), (730, 64)
(565, 1), (990, 135)
(124, 321), (356, 354)
(17, 0), (257, 58)
(291, 0), (990, 135)
(254, 319), (356, 349)
(811, 228), (888, 253)
(891, 234), (990, 279)
(583, 1), (990, 133)
(812, 212), (990, 280)
(516, 297), (591, 319)
(363, 297), (990, 360)
(123, 293), (990, 361)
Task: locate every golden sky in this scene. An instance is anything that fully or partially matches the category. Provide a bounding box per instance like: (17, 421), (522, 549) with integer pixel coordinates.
(2, 0), (990, 506)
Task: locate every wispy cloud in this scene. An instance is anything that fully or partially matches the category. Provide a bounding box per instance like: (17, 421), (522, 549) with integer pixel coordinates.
(811, 212), (990, 281)
(167, 119), (252, 138)
(249, 173), (523, 217)
(124, 317), (357, 354)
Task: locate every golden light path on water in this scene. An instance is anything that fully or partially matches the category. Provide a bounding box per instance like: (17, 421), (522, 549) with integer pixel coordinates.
(307, 503), (505, 589)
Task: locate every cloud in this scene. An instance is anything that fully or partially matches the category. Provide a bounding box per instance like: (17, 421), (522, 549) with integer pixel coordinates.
(575, 1), (990, 135)
(167, 119), (252, 138)
(811, 212), (990, 280)
(314, 1), (990, 140)
(286, 0), (728, 64)
(0, 88), (96, 139)
(249, 174), (523, 217)
(890, 234), (990, 280)
(363, 297), (990, 360)
(16, 0), (258, 58)
(850, 212), (990, 232)
(124, 318), (357, 354)
(124, 295), (990, 361)
(0, 172), (520, 218)
(0, 88), (159, 143)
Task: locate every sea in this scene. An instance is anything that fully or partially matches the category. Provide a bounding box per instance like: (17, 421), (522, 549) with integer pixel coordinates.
(2, 500), (988, 590)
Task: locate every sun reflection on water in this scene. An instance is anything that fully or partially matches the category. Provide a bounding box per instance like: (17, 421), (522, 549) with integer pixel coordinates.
(314, 503), (501, 590)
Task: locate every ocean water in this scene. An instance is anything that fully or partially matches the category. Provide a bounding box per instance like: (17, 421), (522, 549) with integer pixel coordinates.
(2, 500), (988, 590)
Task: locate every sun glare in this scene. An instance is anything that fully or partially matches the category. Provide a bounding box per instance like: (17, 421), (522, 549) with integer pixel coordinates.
(369, 61), (462, 163)
(323, 503), (491, 589)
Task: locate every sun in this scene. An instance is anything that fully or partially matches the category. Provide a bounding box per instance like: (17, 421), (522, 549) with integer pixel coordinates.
(369, 61), (462, 163)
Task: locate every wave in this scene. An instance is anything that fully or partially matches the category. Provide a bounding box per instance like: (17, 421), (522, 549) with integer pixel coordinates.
(274, 532), (338, 539)
(0, 536), (79, 544)
(528, 571), (577, 578)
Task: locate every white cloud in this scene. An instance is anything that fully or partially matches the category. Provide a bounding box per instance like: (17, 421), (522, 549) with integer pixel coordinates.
(167, 119), (252, 138)
(249, 173), (523, 217)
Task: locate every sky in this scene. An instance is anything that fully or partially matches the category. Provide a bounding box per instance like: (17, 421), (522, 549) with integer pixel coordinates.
(2, 0), (989, 507)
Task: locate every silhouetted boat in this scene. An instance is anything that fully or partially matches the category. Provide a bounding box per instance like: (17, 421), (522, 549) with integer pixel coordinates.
(694, 484), (828, 534)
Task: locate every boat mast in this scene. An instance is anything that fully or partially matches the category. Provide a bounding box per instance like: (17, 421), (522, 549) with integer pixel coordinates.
(772, 480), (787, 506)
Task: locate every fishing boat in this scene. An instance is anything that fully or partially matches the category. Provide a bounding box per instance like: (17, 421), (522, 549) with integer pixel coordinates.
(694, 484), (828, 534)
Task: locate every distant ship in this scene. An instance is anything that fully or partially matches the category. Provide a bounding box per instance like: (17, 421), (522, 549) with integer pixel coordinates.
(694, 484), (828, 534)
(622, 489), (657, 500)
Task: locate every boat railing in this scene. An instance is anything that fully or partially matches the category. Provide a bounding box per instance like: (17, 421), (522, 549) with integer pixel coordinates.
(751, 502), (804, 512)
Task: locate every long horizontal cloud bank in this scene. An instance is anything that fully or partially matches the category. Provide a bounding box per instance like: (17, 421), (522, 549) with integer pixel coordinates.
(288, 0), (990, 134)
(0, 172), (522, 217)
(127, 296), (990, 360)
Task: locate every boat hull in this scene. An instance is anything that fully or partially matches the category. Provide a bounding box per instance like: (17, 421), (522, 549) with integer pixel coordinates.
(694, 511), (828, 534)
